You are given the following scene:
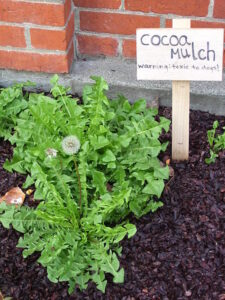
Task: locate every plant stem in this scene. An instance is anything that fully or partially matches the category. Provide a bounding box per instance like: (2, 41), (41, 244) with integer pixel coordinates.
(59, 157), (63, 172)
(57, 88), (71, 118)
(52, 164), (68, 207)
(73, 157), (82, 214)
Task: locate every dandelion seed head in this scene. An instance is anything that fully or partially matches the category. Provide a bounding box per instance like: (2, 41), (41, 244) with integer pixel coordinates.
(46, 148), (58, 158)
(62, 135), (80, 155)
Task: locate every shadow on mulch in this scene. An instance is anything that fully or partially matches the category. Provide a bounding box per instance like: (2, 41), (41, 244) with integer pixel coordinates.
(0, 107), (225, 300)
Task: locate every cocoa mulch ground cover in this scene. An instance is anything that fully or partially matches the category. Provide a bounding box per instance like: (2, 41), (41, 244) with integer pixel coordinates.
(0, 107), (224, 300)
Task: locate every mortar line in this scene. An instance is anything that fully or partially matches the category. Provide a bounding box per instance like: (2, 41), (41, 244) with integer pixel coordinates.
(77, 7), (225, 24)
(73, 35), (78, 59)
(117, 38), (123, 57)
(75, 8), (80, 31)
(66, 38), (74, 55)
(24, 27), (32, 49)
(0, 21), (66, 31)
(0, 45), (67, 55)
(207, 0), (215, 17)
(160, 16), (166, 28)
(0, 7), (74, 31)
(74, 30), (136, 40)
(73, 4), (80, 59)
(121, 0), (125, 10)
(13, 0), (64, 4)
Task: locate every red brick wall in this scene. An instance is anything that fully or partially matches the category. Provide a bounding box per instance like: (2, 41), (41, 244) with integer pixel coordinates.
(74, 0), (225, 67)
(0, 0), (224, 74)
(0, 0), (74, 73)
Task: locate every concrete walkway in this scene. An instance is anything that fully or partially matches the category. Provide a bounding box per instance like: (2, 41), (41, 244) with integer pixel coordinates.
(0, 58), (225, 115)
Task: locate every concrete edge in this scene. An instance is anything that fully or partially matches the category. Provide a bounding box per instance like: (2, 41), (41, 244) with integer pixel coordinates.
(0, 58), (224, 116)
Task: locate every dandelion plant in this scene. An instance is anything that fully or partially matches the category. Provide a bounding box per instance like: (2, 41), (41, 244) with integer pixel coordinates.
(0, 76), (170, 293)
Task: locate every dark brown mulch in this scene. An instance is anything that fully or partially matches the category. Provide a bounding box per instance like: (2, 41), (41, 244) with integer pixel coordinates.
(0, 107), (225, 300)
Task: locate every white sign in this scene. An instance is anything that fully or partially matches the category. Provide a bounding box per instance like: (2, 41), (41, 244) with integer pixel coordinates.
(137, 29), (224, 81)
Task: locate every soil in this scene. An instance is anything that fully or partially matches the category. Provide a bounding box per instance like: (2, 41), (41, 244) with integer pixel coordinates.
(0, 107), (225, 300)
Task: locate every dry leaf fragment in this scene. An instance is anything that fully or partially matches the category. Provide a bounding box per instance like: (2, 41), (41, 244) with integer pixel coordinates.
(0, 187), (25, 206)
(163, 155), (170, 164)
(166, 158), (171, 165)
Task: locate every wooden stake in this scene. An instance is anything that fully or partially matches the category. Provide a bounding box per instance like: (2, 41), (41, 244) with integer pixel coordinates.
(172, 19), (191, 161)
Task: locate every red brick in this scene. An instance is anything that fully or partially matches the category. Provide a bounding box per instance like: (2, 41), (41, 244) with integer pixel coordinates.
(122, 39), (136, 58)
(166, 19), (172, 27)
(0, 0), (71, 26)
(125, 0), (209, 17)
(73, 0), (121, 9)
(125, 0), (151, 12)
(214, 0), (225, 19)
(0, 44), (74, 73)
(30, 13), (74, 51)
(80, 12), (160, 35)
(0, 25), (26, 47)
(77, 35), (118, 56)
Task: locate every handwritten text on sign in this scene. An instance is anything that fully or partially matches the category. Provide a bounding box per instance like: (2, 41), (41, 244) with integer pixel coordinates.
(137, 29), (224, 81)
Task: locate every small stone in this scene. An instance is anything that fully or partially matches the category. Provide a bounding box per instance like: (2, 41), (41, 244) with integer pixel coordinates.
(199, 215), (209, 222)
(220, 187), (225, 193)
(196, 233), (202, 242)
(216, 231), (223, 239)
(185, 290), (192, 297)
(153, 261), (161, 266)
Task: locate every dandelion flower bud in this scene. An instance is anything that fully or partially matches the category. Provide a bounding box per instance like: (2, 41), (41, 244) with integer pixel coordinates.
(45, 148), (58, 158)
(62, 135), (80, 155)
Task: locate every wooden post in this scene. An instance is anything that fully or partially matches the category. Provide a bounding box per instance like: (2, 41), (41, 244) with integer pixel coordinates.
(172, 19), (191, 161)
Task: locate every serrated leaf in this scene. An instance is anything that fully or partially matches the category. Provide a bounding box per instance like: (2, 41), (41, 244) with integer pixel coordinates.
(92, 136), (110, 150)
(154, 166), (170, 180)
(142, 179), (164, 198)
(125, 224), (137, 238)
(119, 135), (131, 147)
(132, 99), (146, 113)
(92, 272), (107, 292)
(23, 175), (34, 188)
(3, 157), (26, 174)
(113, 268), (124, 283)
(102, 150), (116, 162)
(0, 209), (15, 229)
(92, 170), (107, 194)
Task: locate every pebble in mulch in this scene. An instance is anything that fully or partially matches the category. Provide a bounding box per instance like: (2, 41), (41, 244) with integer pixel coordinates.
(0, 107), (225, 300)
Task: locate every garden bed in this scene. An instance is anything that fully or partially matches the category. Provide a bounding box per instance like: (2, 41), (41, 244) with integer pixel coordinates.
(0, 107), (225, 300)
